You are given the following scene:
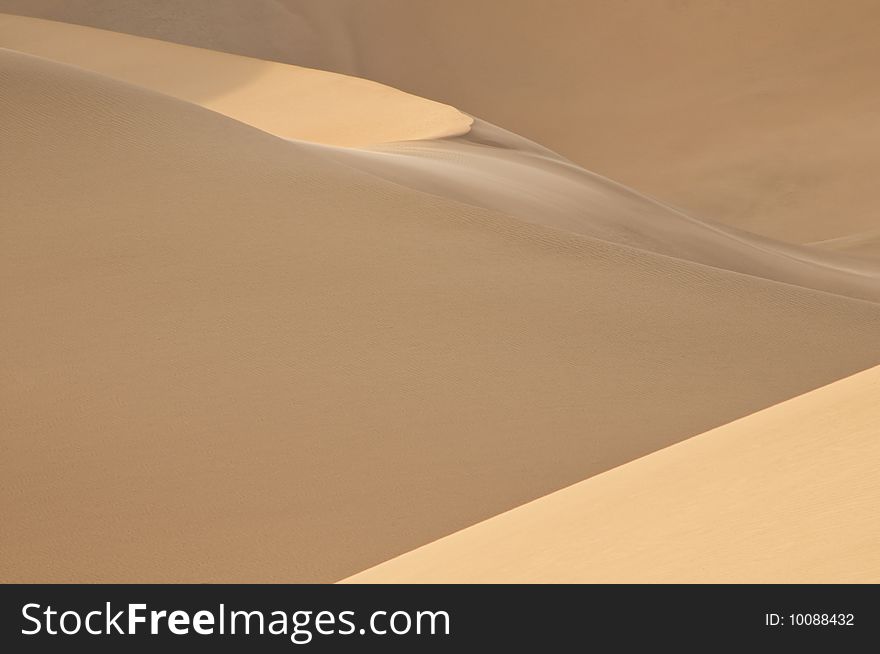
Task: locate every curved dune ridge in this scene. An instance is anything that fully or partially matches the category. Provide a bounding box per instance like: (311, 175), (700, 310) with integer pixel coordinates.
(5, 0), (880, 246)
(3, 47), (880, 582)
(0, 13), (471, 146)
(316, 123), (880, 302)
(2, 6), (880, 585)
(344, 364), (880, 583)
(810, 231), (880, 261)
(3, 14), (879, 303)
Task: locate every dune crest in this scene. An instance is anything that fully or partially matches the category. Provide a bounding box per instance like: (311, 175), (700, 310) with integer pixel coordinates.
(313, 120), (880, 302)
(810, 230), (880, 261)
(3, 13), (879, 303)
(0, 13), (471, 146)
(6, 1), (880, 244)
(4, 48), (880, 582)
(344, 364), (880, 583)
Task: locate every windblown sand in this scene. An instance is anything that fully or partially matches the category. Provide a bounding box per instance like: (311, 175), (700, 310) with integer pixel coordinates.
(345, 365), (880, 583)
(6, 0), (880, 247)
(0, 13), (470, 146)
(1, 6), (879, 584)
(4, 15), (879, 303)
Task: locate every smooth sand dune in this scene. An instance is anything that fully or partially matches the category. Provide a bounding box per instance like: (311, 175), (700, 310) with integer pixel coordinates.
(6, 0), (878, 244)
(319, 121), (880, 302)
(810, 231), (880, 262)
(345, 365), (880, 583)
(3, 14), (879, 303)
(1, 1), (877, 588)
(0, 13), (470, 146)
(3, 50), (880, 583)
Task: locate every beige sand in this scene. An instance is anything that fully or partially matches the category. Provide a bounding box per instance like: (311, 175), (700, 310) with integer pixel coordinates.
(345, 364), (880, 583)
(326, 123), (880, 302)
(4, 14), (880, 303)
(810, 231), (880, 261)
(0, 13), (470, 146)
(7, 0), (879, 245)
(3, 48), (880, 582)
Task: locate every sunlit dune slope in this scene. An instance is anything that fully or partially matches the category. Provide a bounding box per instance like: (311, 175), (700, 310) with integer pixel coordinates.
(345, 365), (880, 583)
(2, 50), (880, 583)
(8, 0), (879, 244)
(0, 13), (470, 146)
(2, 14), (879, 302)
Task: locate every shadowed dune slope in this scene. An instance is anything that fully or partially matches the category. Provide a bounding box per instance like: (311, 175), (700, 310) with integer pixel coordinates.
(811, 231), (880, 262)
(5, 0), (880, 244)
(323, 123), (880, 302)
(345, 365), (880, 583)
(2, 50), (880, 582)
(0, 13), (470, 146)
(3, 14), (879, 302)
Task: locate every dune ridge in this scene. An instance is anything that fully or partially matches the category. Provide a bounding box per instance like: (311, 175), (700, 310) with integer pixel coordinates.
(6, 1), (880, 244)
(0, 13), (471, 146)
(315, 120), (880, 302)
(344, 364), (880, 583)
(4, 47), (880, 582)
(810, 231), (880, 261)
(3, 14), (879, 303)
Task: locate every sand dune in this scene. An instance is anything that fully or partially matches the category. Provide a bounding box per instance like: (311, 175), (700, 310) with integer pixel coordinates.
(6, 1), (880, 245)
(810, 231), (880, 261)
(3, 14), (879, 304)
(0, 13), (470, 146)
(345, 364), (880, 583)
(4, 47), (880, 582)
(320, 122), (880, 302)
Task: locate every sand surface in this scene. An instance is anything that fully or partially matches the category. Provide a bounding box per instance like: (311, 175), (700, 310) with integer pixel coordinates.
(0, 13), (470, 146)
(2, 6), (880, 584)
(5, 1), (880, 245)
(345, 365), (880, 583)
(3, 46), (880, 583)
(811, 231), (880, 261)
(3, 14), (879, 303)
(326, 123), (880, 302)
